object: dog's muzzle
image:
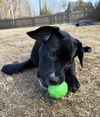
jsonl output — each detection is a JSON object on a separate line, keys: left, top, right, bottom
{"left": 37, "top": 72, "right": 59, "bottom": 88}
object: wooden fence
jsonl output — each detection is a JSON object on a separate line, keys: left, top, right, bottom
{"left": 0, "top": 11, "right": 88, "bottom": 29}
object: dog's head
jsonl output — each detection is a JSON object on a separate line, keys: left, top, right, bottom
{"left": 27, "top": 26, "right": 83, "bottom": 87}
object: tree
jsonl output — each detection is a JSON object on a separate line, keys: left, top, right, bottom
{"left": 0, "top": 0, "right": 3, "bottom": 3}
{"left": 75, "top": 0, "right": 85, "bottom": 11}
{"left": 94, "top": 0, "right": 100, "bottom": 21}
{"left": 62, "top": 0, "right": 68, "bottom": 10}
{"left": 41, "top": 0, "right": 52, "bottom": 15}
{"left": 39, "top": 0, "right": 42, "bottom": 15}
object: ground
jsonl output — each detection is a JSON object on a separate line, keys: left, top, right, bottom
{"left": 0, "top": 24, "right": 100, "bottom": 117}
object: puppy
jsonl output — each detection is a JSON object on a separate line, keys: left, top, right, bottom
{"left": 1, "top": 26, "right": 92, "bottom": 92}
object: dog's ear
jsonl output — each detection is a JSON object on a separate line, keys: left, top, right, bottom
{"left": 74, "top": 39, "right": 84, "bottom": 67}
{"left": 27, "top": 26, "right": 60, "bottom": 41}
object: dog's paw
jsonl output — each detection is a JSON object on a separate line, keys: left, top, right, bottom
{"left": 66, "top": 76, "right": 80, "bottom": 93}
{"left": 1, "top": 65, "right": 14, "bottom": 75}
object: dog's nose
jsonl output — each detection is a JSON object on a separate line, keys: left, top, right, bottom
{"left": 49, "top": 76, "right": 59, "bottom": 85}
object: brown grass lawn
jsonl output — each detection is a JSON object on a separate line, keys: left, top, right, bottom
{"left": 0, "top": 24, "right": 100, "bottom": 117}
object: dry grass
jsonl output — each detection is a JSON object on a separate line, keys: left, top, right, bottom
{"left": 0, "top": 24, "right": 100, "bottom": 117}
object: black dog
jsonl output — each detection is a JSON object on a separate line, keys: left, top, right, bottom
{"left": 1, "top": 26, "right": 92, "bottom": 93}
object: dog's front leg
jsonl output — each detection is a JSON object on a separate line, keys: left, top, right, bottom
{"left": 1, "top": 59, "right": 35, "bottom": 75}
{"left": 65, "top": 61, "right": 80, "bottom": 93}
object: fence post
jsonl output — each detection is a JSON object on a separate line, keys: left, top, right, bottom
{"left": 50, "top": 15, "right": 53, "bottom": 25}
{"left": 68, "top": 13, "right": 69, "bottom": 23}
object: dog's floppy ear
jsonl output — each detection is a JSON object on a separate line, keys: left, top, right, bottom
{"left": 27, "top": 26, "right": 59, "bottom": 41}
{"left": 74, "top": 39, "right": 84, "bottom": 67}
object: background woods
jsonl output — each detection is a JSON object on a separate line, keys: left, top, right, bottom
{"left": 0, "top": 0, "right": 100, "bottom": 29}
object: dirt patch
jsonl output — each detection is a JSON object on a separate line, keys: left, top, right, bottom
{"left": 0, "top": 25, "right": 100, "bottom": 117}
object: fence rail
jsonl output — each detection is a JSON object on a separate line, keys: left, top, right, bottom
{"left": 0, "top": 11, "right": 88, "bottom": 29}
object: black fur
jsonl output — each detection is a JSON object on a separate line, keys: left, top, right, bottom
{"left": 1, "top": 26, "right": 92, "bottom": 93}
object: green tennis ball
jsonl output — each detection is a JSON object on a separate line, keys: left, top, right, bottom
{"left": 48, "top": 81, "right": 68, "bottom": 99}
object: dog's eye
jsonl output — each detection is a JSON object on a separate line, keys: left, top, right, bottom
{"left": 49, "top": 51, "right": 56, "bottom": 58}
